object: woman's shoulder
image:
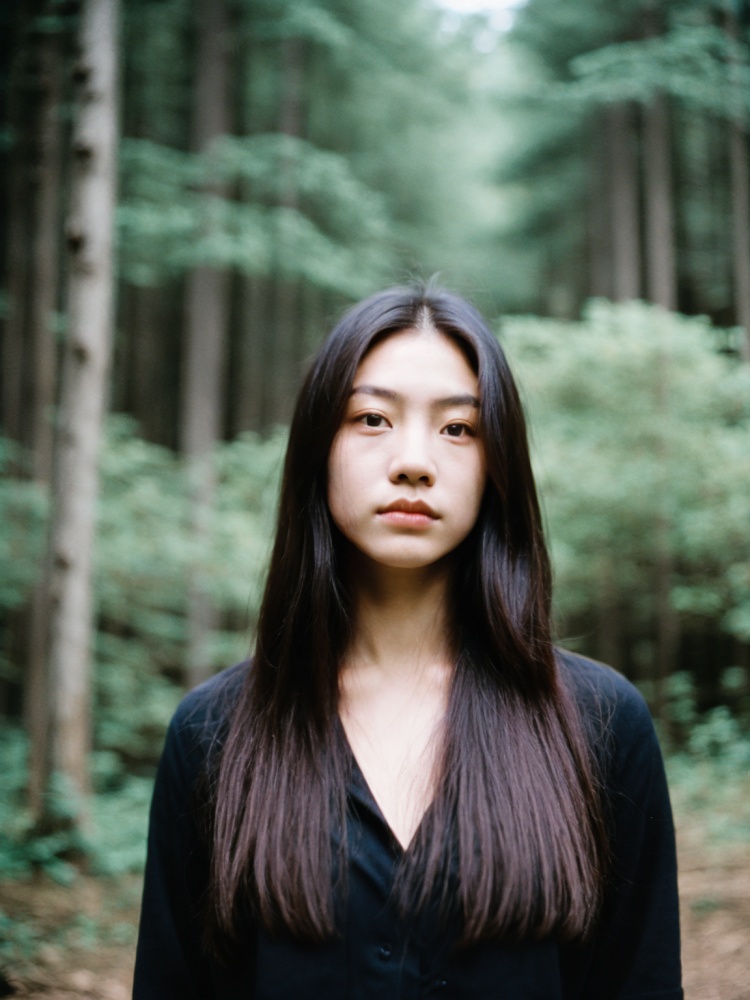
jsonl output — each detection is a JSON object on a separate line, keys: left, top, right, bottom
{"left": 554, "top": 647, "right": 661, "bottom": 769}
{"left": 555, "top": 646, "right": 649, "bottom": 719}
{"left": 162, "top": 661, "right": 251, "bottom": 770}
{"left": 172, "top": 660, "right": 250, "bottom": 727}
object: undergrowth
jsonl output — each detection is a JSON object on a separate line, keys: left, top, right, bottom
{"left": 661, "top": 670, "right": 750, "bottom": 848}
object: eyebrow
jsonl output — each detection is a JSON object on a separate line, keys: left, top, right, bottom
{"left": 351, "top": 385, "right": 480, "bottom": 409}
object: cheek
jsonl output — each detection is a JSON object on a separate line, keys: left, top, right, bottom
{"left": 460, "top": 455, "right": 487, "bottom": 531}
{"left": 326, "top": 436, "right": 356, "bottom": 532}
{"left": 458, "top": 448, "right": 486, "bottom": 505}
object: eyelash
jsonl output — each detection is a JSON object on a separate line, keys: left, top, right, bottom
{"left": 444, "top": 422, "right": 473, "bottom": 438}
{"left": 356, "top": 414, "right": 474, "bottom": 437}
{"left": 359, "top": 413, "right": 388, "bottom": 428}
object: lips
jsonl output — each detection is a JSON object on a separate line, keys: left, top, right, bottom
{"left": 377, "top": 499, "right": 439, "bottom": 527}
{"left": 379, "top": 499, "right": 439, "bottom": 517}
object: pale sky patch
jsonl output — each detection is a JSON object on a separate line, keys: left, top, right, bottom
{"left": 431, "top": 0, "right": 526, "bottom": 47}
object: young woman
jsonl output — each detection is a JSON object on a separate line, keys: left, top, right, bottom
{"left": 133, "top": 286, "right": 682, "bottom": 999}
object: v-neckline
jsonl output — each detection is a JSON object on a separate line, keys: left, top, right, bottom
{"left": 339, "top": 720, "right": 434, "bottom": 855}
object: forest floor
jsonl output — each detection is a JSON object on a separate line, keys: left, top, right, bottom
{"left": 0, "top": 813, "right": 748, "bottom": 999}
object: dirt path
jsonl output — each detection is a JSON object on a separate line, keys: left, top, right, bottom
{"left": 676, "top": 826, "right": 750, "bottom": 1000}
{"left": 1, "top": 834, "right": 748, "bottom": 998}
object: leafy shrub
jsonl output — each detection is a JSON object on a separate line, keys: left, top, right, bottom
{"left": 93, "top": 417, "right": 286, "bottom": 765}
{"left": 503, "top": 302, "right": 750, "bottom": 654}
{"left": 661, "top": 669, "right": 750, "bottom": 845}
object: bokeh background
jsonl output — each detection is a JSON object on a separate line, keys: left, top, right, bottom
{"left": 1, "top": 0, "right": 749, "bottom": 996}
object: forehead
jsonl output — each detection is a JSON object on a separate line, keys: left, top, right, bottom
{"left": 353, "top": 328, "right": 478, "bottom": 395}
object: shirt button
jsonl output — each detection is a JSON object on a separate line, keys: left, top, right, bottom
{"left": 378, "top": 943, "right": 392, "bottom": 960}
{"left": 435, "top": 978, "right": 448, "bottom": 988}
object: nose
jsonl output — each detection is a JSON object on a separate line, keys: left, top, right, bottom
{"left": 387, "top": 424, "right": 436, "bottom": 486}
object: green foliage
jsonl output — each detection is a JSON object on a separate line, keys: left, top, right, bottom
{"left": 0, "top": 725, "right": 151, "bottom": 882}
{"left": 94, "top": 416, "right": 286, "bottom": 764}
{"left": 568, "top": 25, "right": 750, "bottom": 120}
{"left": 122, "top": 0, "right": 190, "bottom": 146}
{"left": 90, "top": 773, "right": 153, "bottom": 876}
{"left": 662, "top": 670, "right": 750, "bottom": 845}
{"left": 118, "top": 136, "right": 394, "bottom": 292}
{"left": 502, "top": 302, "right": 750, "bottom": 643}
{"left": 116, "top": 0, "right": 509, "bottom": 300}
{"left": 0, "top": 730, "right": 84, "bottom": 883}
{"left": 0, "top": 441, "right": 48, "bottom": 684}
{"left": 490, "top": 0, "right": 750, "bottom": 316}
{"left": 0, "top": 441, "right": 47, "bottom": 615}
{"left": 0, "top": 414, "right": 284, "bottom": 773}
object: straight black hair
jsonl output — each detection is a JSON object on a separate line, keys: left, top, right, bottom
{"left": 208, "top": 284, "right": 607, "bottom": 948}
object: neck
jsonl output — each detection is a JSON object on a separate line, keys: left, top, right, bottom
{"left": 343, "top": 558, "right": 454, "bottom": 680}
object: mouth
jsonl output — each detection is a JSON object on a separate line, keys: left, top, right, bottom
{"left": 377, "top": 499, "right": 439, "bottom": 527}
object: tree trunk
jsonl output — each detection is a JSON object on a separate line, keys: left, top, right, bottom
{"left": 728, "top": 122, "right": 750, "bottom": 360}
{"left": 234, "top": 274, "right": 268, "bottom": 433}
{"left": 726, "top": 2, "right": 750, "bottom": 361}
{"left": 1, "top": 5, "right": 38, "bottom": 717}
{"left": 653, "top": 504, "right": 679, "bottom": 717}
{"left": 597, "top": 558, "right": 623, "bottom": 674}
{"left": 29, "top": 24, "right": 64, "bottom": 483}
{"left": 652, "top": 331, "right": 678, "bottom": 716}
{"left": 180, "top": 0, "right": 231, "bottom": 688}
{"left": 25, "top": 18, "right": 66, "bottom": 817}
{"left": 131, "top": 283, "right": 170, "bottom": 442}
{"left": 2, "top": 36, "right": 35, "bottom": 445}
{"left": 643, "top": 91, "right": 677, "bottom": 311}
{"left": 269, "top": 35, "right": 305, "bottom": 426}
{"left": 642, "top": 7, "right": 676, "bottom": 312}
{"left": 606, "top": 103, "right": 640, "bottom": 301}
{"left": 41, "top": 0, "right": 119, "bottom": 826}
{"left": 588, "top": 120, "right": 611, "bottom": 300}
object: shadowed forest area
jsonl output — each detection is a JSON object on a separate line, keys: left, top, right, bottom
{"left": 1, "top": 0, "right": 749, "bottom": 996}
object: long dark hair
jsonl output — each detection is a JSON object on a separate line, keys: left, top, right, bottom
{"left": 209, "top": 284, "right": 607, "bottom": 947}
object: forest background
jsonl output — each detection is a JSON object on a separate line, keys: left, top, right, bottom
{"left": 1, "top": 0, "right": 749, "bottom": 995}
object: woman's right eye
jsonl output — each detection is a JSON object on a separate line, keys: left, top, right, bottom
{"left": 360, "top": 413, "right": 387, "bottom": 428}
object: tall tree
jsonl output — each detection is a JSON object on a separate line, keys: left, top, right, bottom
{"left": 606, "top": 102, "right": 641, "bottom": 301}
{"left": 269, "top": 34, "right": 305, "bottom": 426}
{"left": 180, "top": 0, "right": 232, "bottom": 687}
{"left": 2, "top": 7, "right": 36, "bottom": 447}
{"left": 726, "top": 0, "right": 750, "bottom": 360}
{"left": 25, "top": 8, "right": 67, "bottom": 816}
{"left": 641, "top": 6, "right": 677, "bottom": 313}
{"left": 643, "top": 88, "right": 677, "bottom": 311}
{"left": 40, "top": 0, "right": 119, "bottom": 825}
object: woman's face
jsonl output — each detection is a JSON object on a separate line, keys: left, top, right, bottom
{"left": 327, "top": 327, "right": 487, "bottom": 574}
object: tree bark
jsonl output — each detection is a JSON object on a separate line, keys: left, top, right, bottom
{"left": 41, "top": 0, "right": 119, "bottom": 825}
{"left": 131, "top": 283, "right": 171, "bottom": 442}
{"left": 726, "top": 2, "right": 750, "bottom": 361}
{"left": 643, "top": 91, "right": 677, "bottom": 311}
{"left": 180, "top": 0, "right": 231, "bottom": 687}
{"left": 234, "top": 275, "right": 268, "bottom": 433}
{"left": 2, "top": 35, "right": 35, "bottom": 445}
{"left": 269, "top": 35, "right": 305, "bottom": 426}
{"left": 597, "top": 558, "right": 623, "bottom": 674}
{"left": 29, "top": 24, "right": 64, "bottom": 483}
{"left": 729, "top": 122, "right": 750, "bottom": 360}
{"left": 642, "top": 3, "right": 677, "bottom": 313}
{"left": 606, "top": 103, "right": 641, "bottom": 301}
{"left": 25, "top": 18, "right": 66, "bottom": 817}
{"left": 651, "top": 326, "right": 679, "bottom": 716}
{"left": 588, "top": 122, "right": 611, "bottom": 300}
{"left": 641, "top": 3, "right": 679, "bottom": 700}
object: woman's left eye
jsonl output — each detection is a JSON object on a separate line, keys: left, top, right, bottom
{"left": 443, "top": 423, "right": 472, "bottom": 438}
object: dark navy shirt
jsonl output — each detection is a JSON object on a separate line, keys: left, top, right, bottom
{"left": 133, "top": 651, "right": 683, "bottom": 999}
